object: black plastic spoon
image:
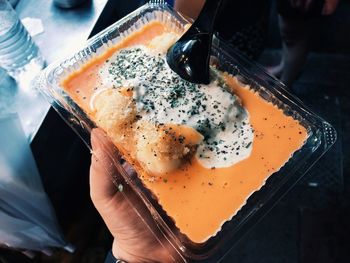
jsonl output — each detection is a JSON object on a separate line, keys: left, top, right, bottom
{"left": 166, "top": 0, "right": 224, "bottom": 84}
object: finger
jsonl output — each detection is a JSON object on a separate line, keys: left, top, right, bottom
{"left": 90, "top": 128, "right": 119, "bottom": 203}
{"left": 89, "top": 129, "right": 140, "bottom": 233}
{"left": 90, "top": 130, "right": 132, "bottom": 236}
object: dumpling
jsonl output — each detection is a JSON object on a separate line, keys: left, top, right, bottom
{"left": 135, "top": 121, "right": 204, "bottom": 175}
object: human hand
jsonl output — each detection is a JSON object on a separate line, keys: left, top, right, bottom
{"left": 89, "top": 128, "right": 181, "bottom": 263}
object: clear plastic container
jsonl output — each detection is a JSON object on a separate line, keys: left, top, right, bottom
{"left": 34, "top": 2, "right": 337, "bottom": 261}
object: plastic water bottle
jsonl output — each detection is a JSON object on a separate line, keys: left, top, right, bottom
{"left": 0, "top": 67, "right": 17, "bottom": 119}
{"left": 0, "top": 0, "right": 44, "bottom": 81}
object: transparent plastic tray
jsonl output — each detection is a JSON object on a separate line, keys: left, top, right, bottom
{"left": 35, "top": 2, "right": 337, "bottom": 261}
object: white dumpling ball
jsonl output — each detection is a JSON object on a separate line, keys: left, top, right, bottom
{"left": 135, "top": 121, "right": 203, "bottom": 175}
{"left": 92, "top": 87, "right": 136, "bottom": 147}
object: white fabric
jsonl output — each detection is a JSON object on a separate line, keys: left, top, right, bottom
{"left": 0, "top": 114, "right": 70, "bottom": 252}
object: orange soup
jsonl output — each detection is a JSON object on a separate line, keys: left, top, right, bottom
{"left": 62, "top": 21, "right": 307, "bottom": 243}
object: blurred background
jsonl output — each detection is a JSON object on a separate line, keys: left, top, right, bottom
{"left": 0, "top": 0, "right": 349, "bottom": 262}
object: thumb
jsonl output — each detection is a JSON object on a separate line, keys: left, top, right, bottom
{"left": 90, "top": 128, "right": 120, "bottom": 204}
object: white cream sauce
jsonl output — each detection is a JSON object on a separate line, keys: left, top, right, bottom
{"left": 97, "top": 45, "right": 254, "bottom": 168}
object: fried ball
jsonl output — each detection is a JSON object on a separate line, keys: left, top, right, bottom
{"left": 135, "top": 121, "right": 203, "bottom": 175}
{"left": 93, "top": 88, "right": 136, "bottom": 147}
{"left": 147, "top": 32, "right": 179, "bottom": 54}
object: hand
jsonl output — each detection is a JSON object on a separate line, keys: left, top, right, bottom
{"left": 89, "top": 128, "right": 181, "bottom": 263}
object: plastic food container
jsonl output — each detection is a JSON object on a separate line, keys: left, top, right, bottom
{"left": 35, "top": 1, "right": 337, "bottom": 261}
